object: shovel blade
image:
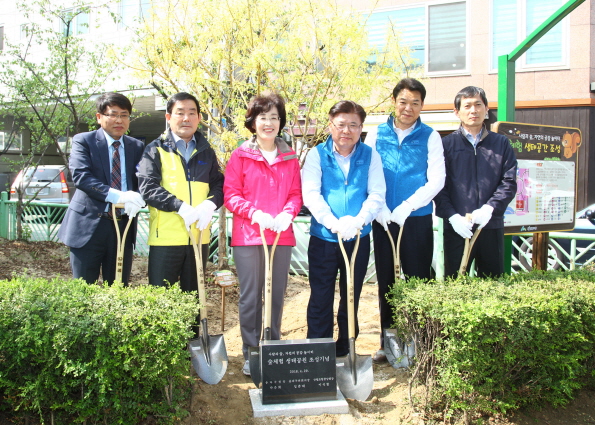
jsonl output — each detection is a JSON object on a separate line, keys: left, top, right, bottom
{"left": 248, "top": 346, "right": 261, "bottom": 387}
{"left": 188, "top": 333, "right": 228, "bottom": 385}
{"left": 384, "top": 329, "right": 415, "bottom": 369}
{"left": 336, "top": 353, "right": 373, "bottom": 401}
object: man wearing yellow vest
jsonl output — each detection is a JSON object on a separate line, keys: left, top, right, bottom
{"left": 138, "top": 92, "right": 224, "bottom": 291}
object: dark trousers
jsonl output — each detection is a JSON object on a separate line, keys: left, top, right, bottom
{"left": 306, "top": 234, "right": 370, "bottom": 357}
{"left": 69, "top": 216, "right": 134, "bottom": 285}
{"left": 148, "top": 244, "right": 209, "bottom": 292}
{"left": 443, "top": 221, "right": 505, "bottom": 279}
{"left": 372, "top": 215, "right": 433, "bottom": 347}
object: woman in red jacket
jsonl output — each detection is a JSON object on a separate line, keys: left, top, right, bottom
{"left": 223, "top": 92, "right": 303, "bottom": 376}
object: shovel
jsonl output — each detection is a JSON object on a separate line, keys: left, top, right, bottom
{"left": 111, "top": 203, "right": 134, "bottom": 283}
{"left": 459, "top": 214, "right": 482, "bottom": 276}
{"left": 383, "top": 224, "right": 415, "bottom": 369}
{"left": 336, "top": 231, "right": 374, "bottom": 401}
{"left": 248, "top": 227, "right": 281, "bottom": 387}
{"left": 187, "top": 227, "right": 228, "bottom": 385}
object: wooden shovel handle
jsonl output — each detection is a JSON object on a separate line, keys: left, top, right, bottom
{"left": 261, "top": 227, "right": 281, "bottom": 331}
{"left": 338, "top": 230, "right": 360, "bottom": 339}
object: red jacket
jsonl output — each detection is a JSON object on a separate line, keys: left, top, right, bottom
{"left": 224, "top": 137, "right": 303, "bottom": 246}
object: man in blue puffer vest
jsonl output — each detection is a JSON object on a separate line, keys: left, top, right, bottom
{"left": 365, "top": 79, "right": 445, "bottom": 363}
{"left": 302, "top": 100, "right": 386, "bottom": 357}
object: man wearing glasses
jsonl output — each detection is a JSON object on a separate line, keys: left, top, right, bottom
{"left": 59, "top": 92, "right": 146, "bottom": 285}
{"left": 302, "top": 100, "right": 385, "bottom": 357}
{"left": 364, "top": 78, "right": 445, "bottom": 363}
{"left": 138, "top": 92, "right": 224, "bottom": 293}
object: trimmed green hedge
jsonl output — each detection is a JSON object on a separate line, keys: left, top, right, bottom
{"left": 0, "top": 277, "right": 199, "bottom": 424}
{"left": 388, "top": 270, "right": 595, "bottom": 421}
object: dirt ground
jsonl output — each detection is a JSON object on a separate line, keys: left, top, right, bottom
{"left": 1, "top": 239, "right": 595, "bottom": 425}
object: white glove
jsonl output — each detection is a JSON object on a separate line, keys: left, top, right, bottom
{"left": 251, "top": 210, "right": 275, "bottom": 230}
{"left": 471, "top": 204, "right": 494, "bottom": 229}
{"left": 449, "top": 214, "right": 473, "bottom": 239}
{"left": 376, "top": 205, "right": 392, "bottom": 231}
{"left": 322, "top": 215, "right": 339, "bottom": 232}
{"left": 391, "top": 201, "right": 413, "bottom": 227}
{"left": 195, "top": 200, "right": 217, "bottom": 230}
{"left": 177, "top": 202, "right": 200, "bottom": 229}
{"left": 335, "top": 215, "right": 364, "bottom": 241}
{"left": 115, "top": 190, "right": 145, "bottom": 217}
{"left": 273, "top": 211, "right": 293, "bottom": 233}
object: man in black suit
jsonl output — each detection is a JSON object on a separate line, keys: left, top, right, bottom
{"left": 58, "top": 92, "right": 145, "bottom": 285}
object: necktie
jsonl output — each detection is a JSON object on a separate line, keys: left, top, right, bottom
{"left": 110, "top": 141, "right": 122, "bottom": 218}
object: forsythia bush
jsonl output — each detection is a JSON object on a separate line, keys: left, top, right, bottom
{"left": 0, "top": 277, "right": 199, "bottom": 424}
{"left": 388, "top": 270, "right": 595, "bottom": 421}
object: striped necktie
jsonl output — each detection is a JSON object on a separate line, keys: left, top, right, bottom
{"left": 109, "top": 141, "right": 122, "bottom": 218}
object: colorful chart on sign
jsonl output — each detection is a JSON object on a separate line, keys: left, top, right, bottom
{"left": 493, "top": 122, "right": 581, "bottom": 234}
{"left": 503, "top": 161, "right": 575, "bottom": 231}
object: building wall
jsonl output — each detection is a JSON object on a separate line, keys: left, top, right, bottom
{"left": 337, "top": 0, "right": 594, "bottom": 107}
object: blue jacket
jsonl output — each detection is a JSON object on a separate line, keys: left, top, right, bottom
{"left": 376, "top": 116, "right": 434, "bottom": 216}
{"left": 310, "top": 136, "right": 372, "bottom": 242}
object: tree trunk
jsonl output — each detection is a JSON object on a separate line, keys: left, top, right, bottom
{"left": 217, "top": 206, "right": 229, "bottom": 269}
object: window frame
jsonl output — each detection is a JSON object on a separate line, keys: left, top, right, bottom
{"left": 60, "top": 7, "right": 90, "bottom": 36}
{"left": 488, "top": 0, "right": 570, "bottom": 73}
{"left": 363, "top": 0, "right": 470, "bottom": 77}
{"left": 119, "top": 0, "right": 151, "bottom": 29}
{"left": 0, "top": 132, "right": 23, "bottom": 152}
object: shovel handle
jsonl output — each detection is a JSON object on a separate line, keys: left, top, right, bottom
{"left": 111, "top": 203, "right": 133, "bottom": 283}
{"left": 459, "top": 214, "right": 482, "bottom": 276}
{"left": 260, "top": 227, "right": 281, "bottom": 332}
{"left": 188, "top": 228, "right": 206, "bottom": 319}
{"left": 338, "top": 230, "right": 360, "bottom": 340}
{"left": 386, "top": 225, "right": 404, "bottom": 281}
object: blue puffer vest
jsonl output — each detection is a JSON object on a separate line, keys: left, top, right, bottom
{"left": 376, "top": 116, "right": 433, "bottom": 216}
{"left": 310, "top": 136, "right": 372, "bottom": 242}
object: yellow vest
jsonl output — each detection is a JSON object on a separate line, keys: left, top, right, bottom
{"left": 147, "top": 146, "right": 212, "bottom": 246}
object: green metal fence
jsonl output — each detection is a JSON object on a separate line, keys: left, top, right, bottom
{"left": 2, "top": 192, "right": 595, "bottom": 280}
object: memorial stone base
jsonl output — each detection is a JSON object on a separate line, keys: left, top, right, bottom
{"left": 249, "top": 389, "right": 349, "bottom": 418}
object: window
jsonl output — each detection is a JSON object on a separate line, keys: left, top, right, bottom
{"left": 57, "top": 136, "right": 72, "bottom": 154}
{"left": 428, "top": 2, "right": 466, "bottom": 73}
{"left": 364, "top": 1, "right": 468, "bottom": 75}
{"left": 0, "top": 132, "right": 23, "bottom": 152}
{"left": 20, "top": 24, "right": 29, "bottom": 40}
{"left": 120, "top": 0, "right": 151, "bottom": 28}
{"left": 61, "top": 8, "right": 90, "bottom": 36}
{"left": 491, "top": 0, "right": 567, "bottom": 71}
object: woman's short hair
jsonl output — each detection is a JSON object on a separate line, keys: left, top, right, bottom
{"left": 244, "top": 92, "right": 287, "bottom": 134}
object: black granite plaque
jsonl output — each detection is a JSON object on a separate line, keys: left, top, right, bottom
{"left": 261, "top": 338, "right": 336, "bottom": 405}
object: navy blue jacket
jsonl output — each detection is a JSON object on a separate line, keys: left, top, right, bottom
{"left": 58, "top": 128, "right": 145, "bottom": 248}
{"left": 434, "top": 128, "right": 517, "bottom": 230}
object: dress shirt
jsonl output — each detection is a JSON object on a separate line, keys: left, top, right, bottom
{"left": 105, "top": 133, "right": 128, "bottom": 205}
{"left": 365, "top": 119, "right": 445, "bottom": 211}
{"left": 462, "top": 127, "right": 484, "bottom": 147}
{"left": 172, "top": 131, "right": 196, "bottom": 164}
{"left": 302, "top": 142, "right": 386, "bottom": 227}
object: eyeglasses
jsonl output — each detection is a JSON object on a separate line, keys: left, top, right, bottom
{"left": 102, "top": 113, "right": 132, "bottom": 120}
{"left": 330, "top": 121, "right": 361, "bottom": 132}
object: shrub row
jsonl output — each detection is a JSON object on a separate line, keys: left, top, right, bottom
{"left": 0, "top": 277, "right": 199, "bottom": 424}
{"left": 388, "top": 270, "right": 595, "bottom": 421}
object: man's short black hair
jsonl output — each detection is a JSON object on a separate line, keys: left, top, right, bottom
{"left": 392, "top": 78, "right": 426, "bottom": 102}
{"left": 454, "top": 86, "right": 488, "bottom": 110}
{"left": 96, "top": 92, "right": 132, "bottom": 114}
{"left": 166, "top": 92, "right": 201, "bottom": 114}
{"left": 328, "top": 100, "right": 366, "bottom": 123}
